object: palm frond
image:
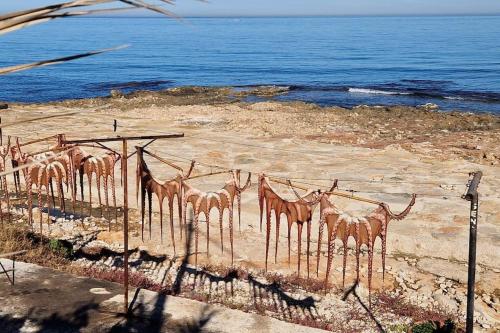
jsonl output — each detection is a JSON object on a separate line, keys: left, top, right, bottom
{"left": 0, "top": 1, "right": 177, "bottom": 75}
{"left": 0, "top": 45, "right": 128, "bottom": 75}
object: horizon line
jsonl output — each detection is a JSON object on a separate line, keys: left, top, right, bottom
{"left": 60, "top": 13, "right": 500, "bottom": 19}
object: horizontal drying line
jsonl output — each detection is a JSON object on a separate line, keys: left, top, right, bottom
{"left": 114, "top": 123, "right": 470, "bottom": 179}
{"left": 142, "top": 148, "right": 465, "bottom": 200}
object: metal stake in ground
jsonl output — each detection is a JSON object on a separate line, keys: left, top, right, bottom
{"left": 462, "top": 171, "right": 482, "bottom": 333}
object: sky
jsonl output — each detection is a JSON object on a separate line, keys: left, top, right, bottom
{"left": 3, "top": 0, "right": 500, "bottom": 16}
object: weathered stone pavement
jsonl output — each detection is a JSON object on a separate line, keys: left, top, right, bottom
{"left": 0, "top": 260, "right": 326, "bottom": 332}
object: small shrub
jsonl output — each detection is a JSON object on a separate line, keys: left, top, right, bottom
{"left": 412, "top": 322, "right": 436, "bottom": 333}
{"left": 49, "top": 239, "right": 74, "bottom": 258}
{"left": 412, "top": 319, "right": 458, "bottom": 333}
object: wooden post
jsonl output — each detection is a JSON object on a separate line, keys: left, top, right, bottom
{"left": 113, "top": 119, "right": 117, "bottom": 132}
{"left": 122, "top": 139, "right": 129, "bottom": 314}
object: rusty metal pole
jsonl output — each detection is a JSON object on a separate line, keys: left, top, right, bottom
{"left": 463, "top": 171, "right": 482, "bottom": 333}
{"left": 122, "top": 139, "right": 129, "bottom": 314}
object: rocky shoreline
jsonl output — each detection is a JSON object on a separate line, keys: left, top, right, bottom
{"left": 12, "top": 85, "right": 499, "bottom": 166}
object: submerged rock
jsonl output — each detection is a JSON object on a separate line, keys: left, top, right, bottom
{"left": 110, "top": 89, "right": 124, "bottom": 98}
{"left": 418, "top": 103, "right": 439, "bottom": 111}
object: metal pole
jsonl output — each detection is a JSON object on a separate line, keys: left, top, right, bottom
{"left": 463, "top": 171, "right": 482, "bottom": 333}
{"left": 122, "top": 139, "right": 129, "bottom": 314}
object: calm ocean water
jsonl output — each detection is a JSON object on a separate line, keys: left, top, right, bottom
{"left": 1, "top": 16, "right": 500, "bottom": 113}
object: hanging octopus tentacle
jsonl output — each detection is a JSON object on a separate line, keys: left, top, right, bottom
{"left": 147, "top": 187, "right": 153, "bottom": 240}
{"left": 79, "top": 163, "right": 85, "bottom": 215}
{"left": 205, "top": 195, "right": 212, "bottom": 257}
{"left": 264, "top": 198, "right": 272, "bottom": 271}
{"left": 49, "top": 178, "right": 56, "bottom": 210}
{"left": 381, "top": 223, "right": 387, "bottom": 281}
{"left": 316, "top": 211, "right": 326, "bottom": 277}
{"left": 141, "top": 175, "right": 147, "bottom": 242}
{"left": 168, "top": 197, "right": 176, "bottom": 252}
{"left": 193, "top": 196, "right": 203, "bottom": 266}
{"left": 110, "top": 168, "right": 117, "bottom": 221}
{"left": 27, "top": 178, "right": 33, "bottom": 226}
{"left": 86, "top": 170, "right": 93, "bottom": 216}
{"left": 317, "top": 192, "right": 416, "bottom": 296}
{"left": 274, "top": 204, "right": 281, "bottom": 264}
{"left": 355, "top": 222, "right": 361, "bottom": 283}
{"left": 306, "top": 219, "right": 312, "bottom": 279}
{"left": 297, "top": 222, "right": 303, "bottom": 276}
{"left": 215, "top": 193, "right": 224, "bottom": 254}
{"left": 177, "top": 191, "right": 183, "bottom": 241}
{"left": 287, "top": 215, "right": 292, "bottom": 267}
{"left": 365, "top": 218, "right": 374, "bottom": 306}
{"left": 258, "top": 175, "right": 264, "bottom": 232}
{"left": 103, "top": 174, "right": 110, "bottom": 224}
{"left": 342, "top": 238, "right": 348, "bottom": 288}
{"left": 37, "top": 166, "right": 45, "bottom": 228}
{"left": 325, "top": 231, "right": 334, "bottom": 287}
{"left": 259, "top": 175, "right": 327, "bottom": 275}
{"left": 52, "top": 163, "right": 65, "bottom": 212}
{"left": 45, "top": 175, "right": 51, "bottom": 226}
{"left": 159, "top": 198, "right": 165, "bottom": 243}
{"left": 228, "top": 199, "right": 234, "bottom": 265}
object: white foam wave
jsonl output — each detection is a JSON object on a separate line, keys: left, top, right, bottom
{"left": 444, "top": 96, "right": 465, "bottom": 100}
{"left": 348, "top": 88, "right": 411, "bottom": 95}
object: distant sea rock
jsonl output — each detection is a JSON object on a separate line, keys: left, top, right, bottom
{"left": 109, "top": 89, "right": 124, "bottom": 98}
{"left": 418, "top": 103, "right": 439, "bottom": 111}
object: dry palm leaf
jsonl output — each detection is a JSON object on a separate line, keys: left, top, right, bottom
{"left": 0, "top": 45, "right": 128, "bottom": 75}
{"left": 0, "top": 0, "right": 178, "bottom": 75}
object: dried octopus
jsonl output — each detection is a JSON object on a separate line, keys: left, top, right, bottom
{"left": 136, "top": 147, "right": 195, "bottom": 252}
{"left": 66, "top": 145, "right": 120, "bottom": 222}
{"left": 258, "top": 174, "right": 336, "bottom": 277}
{"left": 12, "top": 143, "right": 74, "bottom": 231}
{"left": 316, "top": 192, "right": 416, "bottom": 302}
{"left": 182, "top": 170, "right": 251, "bottom": 265}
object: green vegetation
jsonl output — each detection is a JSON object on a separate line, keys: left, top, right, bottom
{"left": 48, "top": 239, "right": 74, "bottom": 259}
{"left": 412, "top": 319, "right": 458, "bottom": 333}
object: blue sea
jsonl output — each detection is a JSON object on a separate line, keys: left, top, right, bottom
{"left": 1, "top": 16, "right": 500, "bottom": 113}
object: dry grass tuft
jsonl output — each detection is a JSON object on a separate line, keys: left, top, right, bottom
{"left": 0, "top": 224, "right": 70, "bottom": 269}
